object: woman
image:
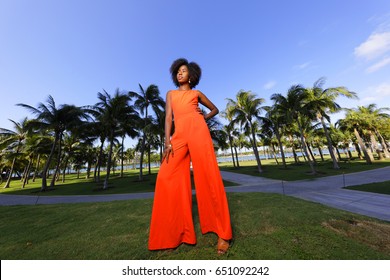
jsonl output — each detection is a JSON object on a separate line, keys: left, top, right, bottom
{"left": 148, "top": 58, "right": 232, "bottom": 255}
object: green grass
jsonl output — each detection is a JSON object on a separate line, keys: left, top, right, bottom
{"left": 0, "top": 155, "right": 390, "bottom": 196}
{"left": 344, "top": 181, "right": 390, "bottom": 195}
{"left": 219, "top": 157, "right": 390, "bottom": 181}
{"left": 1, "top": 156, "right": 389, "bottom": 196}
{"left": 1, "top": 157, "right": 389, "bottom": 260}
{"left": 0, "top": 192, "right": 389, "bottom": 260}
{"left": 0, "top": 168, "right": 238, "bottom": 196}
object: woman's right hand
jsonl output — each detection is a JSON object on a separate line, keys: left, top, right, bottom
{"left": 162, "top": 143, "right": 174, "bottom": 163}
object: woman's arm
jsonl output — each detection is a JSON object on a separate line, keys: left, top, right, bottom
{"left": 198, "top": 91, "right": 219, "bottom": 120}
{"left": 164, "top": 91, "right": 173, "bottom": 147}
{"left": 162, "top": 91, "right": 174, "bottom": 163}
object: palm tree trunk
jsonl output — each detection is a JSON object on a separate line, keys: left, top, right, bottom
{"left": 228, "top": 136, "right": 236, "bottom": 167}
{"left": 93, "top": 159, "right": 98, "bottom": 181}
{"left": 41, "top": 134, "right": 59, "bottom": 191}
{"left": 335, "top": 147, "right": 342, "bottom": 160}
{"left": 21, "top": 165, "right": 28, "bottom": 182}
{"left": 354, "top": 142, "right": 362, "bottom": 159}
{"left": 275, "top": 129, "right": 287, "bottom": 169}
{"left": 234, "top": 146, "right": 240, "bottom": 167}
{"left": 250, "top": 122, "right": 263, "bottom": 173}
{"left": 96, "top": 140, "right": 104, "bottom": 183}
{"left": 104, "top": 138, "right": 114, "bottom": 190}
{"left": 3, "top": 142, "right": 23, "bottom": 188}
{"left": 32, "top": 154, "right": 40, "bottom": 182}
{"left": 292, "top": 146, "right": 299, "bottom": 163}
{"left": 300, "top": 142, "right": 307, "bottom": 162}
{"left": 370, "top": 132, "right": 383, "bottom": 160}
{"left": 271, "top": 144, "right": 279, "bottom": 165}
{"left": 375, "top": 129, "right": 390, "bottom": 158}
{"left": 320, "top": 116, "right": 339, "bottom": 169}
{"left": 22, "top": 157, "right": 33, "bottom": 189}
{"left": 288, "top": 135, "right": 299, "bottom": 164}
{"left": 120, "top": 136, "right": 125, "bottom": 178}
{"left": 317, "top": 144, "right": 324, "bottom": 161}
{"left": 138, "top": 134, "right": 146, "bottom": 181}
{"left": 50, "top": 135, "right": 63, "bottom": 188}
{"left": 3, "top": 157, "right": 17, "bottom": 189}
{"left": 354, "top": 128, "right": 373, "bottom": 164}
{"left": 86, "top": 162, "right": 92, "bottom": 179}
{"left": 347, "top": 149, "right": 353, "bottom": 159}
{"left": 297, "top": 120, "right": 316, "bottom": 174}
{"left": 62, "top": 157, "right": 69, "bottom": 183}
{"left": 148, "top": 145, "right": 152, "bottom": 175}
{"left": 307, "top": 143, "right": 316, "bottom": 163}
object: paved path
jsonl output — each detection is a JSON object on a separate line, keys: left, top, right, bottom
{"left": 1, "top": 167, "right": 389, "bottom": 222}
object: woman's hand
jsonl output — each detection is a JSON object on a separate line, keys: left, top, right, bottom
{"left": 162, "top": 143, "right": 174, "bottom": 163}
{"left": 196, "top": 106, "right": 208, "bottom": 120}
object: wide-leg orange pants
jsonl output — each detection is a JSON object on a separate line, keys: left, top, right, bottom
{"left": 148, "top": 112, "right": 232, "bottom": 250}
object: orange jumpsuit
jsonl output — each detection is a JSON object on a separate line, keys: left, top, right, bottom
{"left": 148, "top": 89, "right": 232, "bottom": 250}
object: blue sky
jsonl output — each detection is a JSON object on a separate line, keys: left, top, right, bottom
{"left": 1, "top": 0, "right": 390, "bottom": 148}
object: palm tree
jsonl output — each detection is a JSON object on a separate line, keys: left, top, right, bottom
{"left": 357, "top": 104, "right": 390, "bottom": 159}
{"left": 271, "top": 85, "right": 317, "bottom": 174}
{"left": 81, "top": 144, "right": 97, "bottom": 179}
{"left": 144, "top": 117, "right": 161, "bottom": 174}
{"left": 31, "top": 135, "right": 52, "bottom": 182}
{"left": 85, "top": 120, "right": 107, "bottom": 183}
{"left": 0, "top": 118, "right": 30, "bottom": 188}
{"left": 220, "top": 111, "right": 241, "bottom": 168}
{"left": 117, "top": 112, "right": 140, "bottom": 177}
{"left": 263, "top": 105, "right": 288, "bottom": 168}
{"left": 221, "top": 123, "right": 238, "bottom": 167}
{"left": 337, "top": 108, "right": 374, "bottom": 164}
{"left": 17, "top": 95, "right": 86, "bottom": 191}
{"left": 124, "top": 147, "right": 136, "bottom": 170}
{"left": 226, "top": 90, "right": 266, "bottom": 173}
{"left": 154, "top": 109, "right": 166, "bottom": 161}
{"left": 20, "top": 133, "right": 45, "bottom": 188}
{"left": 129, "top": 84, "right": 164, "bottom": 181}
{"left": 204, "top": 111, "right": 227, "bottom": 151}
{"left": 59, "top": 132, "right": 81, "bottom": 182}
{"left": 305, "top": 77, "right": 358, "bottom": 169}
{"left": 92, "top": 89, "right": 138, "bottom": 189}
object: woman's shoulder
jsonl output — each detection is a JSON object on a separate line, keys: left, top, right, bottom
{"left": 195, "top": 89, "right": 206, "bottom": 98}
{"left": 192, "top": 89, "right": 202, "bottom": 96}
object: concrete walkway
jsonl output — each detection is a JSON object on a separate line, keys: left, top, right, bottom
{"left": 1, "top": 167, "right": 389, "bottom": 222}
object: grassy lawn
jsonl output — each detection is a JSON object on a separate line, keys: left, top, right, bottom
{"left": 0, "top": 169, "right": 159, "bottom": 196}
{"left": 344, "top": 181, "right": 390, "bottom": 195}
{"left": 1, "top": 156, "right": 389, "bottom": 196}
{"left": 1, "top": 156, "right": 389, "bottom": 260}
{"left": 219, "top": 157, "right": 390, "bottom": 181}
{"left": 0, "top": 168, "right": 238, "bottom": 196}
{"left": 1, "top": 192, "right": 390, "bottom": 260}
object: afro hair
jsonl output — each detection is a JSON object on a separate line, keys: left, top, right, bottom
{"left": 170, "top": 58, "right": 202, "bottom": 88}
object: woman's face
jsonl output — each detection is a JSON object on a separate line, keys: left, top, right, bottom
{"left": 177, "top": 65, "right": 190, "bottom": 84}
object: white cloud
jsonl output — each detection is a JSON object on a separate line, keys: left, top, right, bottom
{"left": 354, "top": 32, "right": 390, "bottom": 60}
{"left": 294, "top": 61, "right": 311, "bottom": 70}
{"left": 374, "top": 83, "right": 390, "bottom": 97}
{"left": 263, "top": 80, "right": 276, "bottom": 90}
{"left": 366, "top": 56, "right": 390, "bottom": 73}
{"left": 361, "top": 83, "right": 390, "bottom": 103}
{"left": 361, "top": 96, "right": 378, "bottom": 103}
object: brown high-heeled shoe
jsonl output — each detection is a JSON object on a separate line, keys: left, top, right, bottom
{"left": 217, "top": 237, "right": 229, "bottom": 255}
